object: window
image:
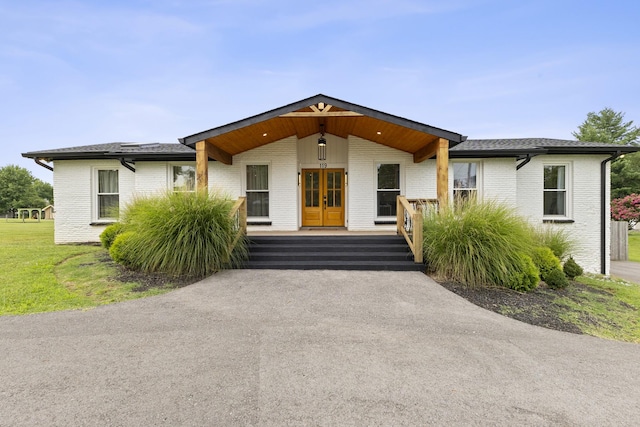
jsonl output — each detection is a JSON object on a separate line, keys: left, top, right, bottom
{"left": 172, "top": 165, "right": 196, "bottom": 192}
{"left": 544, "top": 165, "right": 567, "bottom": 216}
{"left": 246, "top": 165, "right": 269, "bottom": 217}
{"left": 377, "top": 163, "right": 400, "bottom": 217}
{"left": 453, "top": 162, "right": 478, "bottom": 201}
{"left": 97, "top": 169, "right": 119, "bottom": 219}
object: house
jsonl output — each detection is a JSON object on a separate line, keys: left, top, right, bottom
{"left": 22, "top": 94, "right": 639, "bottom": 274}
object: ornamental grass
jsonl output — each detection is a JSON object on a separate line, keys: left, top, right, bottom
{"left": 109, "top": 191, "right": 247, "bottom": 278}
{"left": 422, "top": 198, "right": 536, "bottom": 289}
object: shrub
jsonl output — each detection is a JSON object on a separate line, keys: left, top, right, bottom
{"left": 545, "top": 267, "right": 569, "bottom": 289}
{"left": 563, "top": 256, "right": 584, "bottom": 279}
{"left": 110, "top": 191, "right": 248, "bottom": 277}
{"left": 100, "top": 222, "right": 125, "bottom": 249}
{"left": 505, "top": 253, "right": 540, "bottom": 292}
{"left": 109, "top": 231, "right": 136, "bottom": 266}
{"left": 531, "top": 246, "right": 562, "bottom": 282}
{"left": 531, "top": 226, "right": 575, "bottom": 261}
{"left": 611, "top": 193, "right": 640, "bottom": 229}
{"left": 422, "top": 198, "right": 535, "bottom": 288}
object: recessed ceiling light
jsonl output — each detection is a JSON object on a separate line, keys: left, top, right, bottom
{"left": 262, "top": 133, "right": 268, "bottom": 137}
{"left": 376, "top": 131, "right": 382, "bottom": 135}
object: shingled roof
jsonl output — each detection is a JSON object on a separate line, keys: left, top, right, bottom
{"left": 22, "top": 142, "right": 195, "bottom": 161}
{"left": 22, "top": 138, "right": 638, "bottom": 162}
{"left": 450, "top": 138, "right": 639, "bottom": 158}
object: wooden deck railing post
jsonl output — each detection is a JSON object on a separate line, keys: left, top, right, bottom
{"left": 413, "top": 211, "right": 423, "bottom": 263}
{"left": 396, "top": 196, "right": 403, "bottom": 236}
{"left": 239, "top": 196, "right": 247, "bottom": 235}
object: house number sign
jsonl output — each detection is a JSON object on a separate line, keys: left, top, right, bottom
{"left": 319, "top": 163, "right": 328, "bottom": 168}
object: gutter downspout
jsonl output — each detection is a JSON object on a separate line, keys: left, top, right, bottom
{"left": 34, "top": 158, "right": 53, "bottom": 172}
{"left": 516, "top": 154, "right": 535, "bottom": 170}
{"left": 601, "top": 151, "right": 623, "bottom": 274}
{"left": 119, "top": 159, "right": 136, "bottom": 173}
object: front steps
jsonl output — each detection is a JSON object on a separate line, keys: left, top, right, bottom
{"left": 244, "top": 235, "right": 424, "bottom": 271}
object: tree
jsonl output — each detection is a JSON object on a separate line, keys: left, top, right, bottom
{"left": 573, "top": 108, "right": 640, "bottom": 199}
{"left": 572, "top": 107, "right": 640, "bottom": 145}
{"left": 0, "top": 165, "right": 53, "bottom": 215}
{"left": 611, "top": 152, "right": 640, "bottom": 199}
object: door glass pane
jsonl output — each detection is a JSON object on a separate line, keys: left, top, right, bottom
{"left": 335, "top": 173, "right": 341, "bottom": 188}
{"left": 306, "top": 172, "right": 320, "bottom": 207}
{"left": 327, "top": 172, "right": 333, "bottom": 189}
{"left": 335, "top": 190, "right": 341, "bottom": 207}
{"left": 328, "top": 189, "right": 334, "bottom": 207}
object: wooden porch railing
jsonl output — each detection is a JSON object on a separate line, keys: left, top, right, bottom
{"left": 396, "top": 196, "right": 437, "bottom": 264}
{"left": 229, "top": 196, "right": 247, "bottom": 251}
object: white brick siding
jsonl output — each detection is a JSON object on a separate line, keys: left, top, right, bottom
{"left": 232, "top": 137, "right": 298, "bottom": 231}
{"left": 515, "top": 154, "right": 608, "bottom": 274}
{"left": 53, "top": 160, "right": 135, "bottom": 244}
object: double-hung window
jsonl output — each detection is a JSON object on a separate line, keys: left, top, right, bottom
{"left": 246, "top": 164, "right": 269, "bottom": 217}
{"left": 97, "top": 169, "right": 119, "bottom": 220}
{"left": 172, "top": 165, "right": 196, "bottom": 192}
{"left": 377, "top": 163, "right": 400, "bottom": 217}
{"left": 543, "top": 165, "right": 568, "bottom": 217}
{"left": 453, "top": 162, "right": 478, "bottom": 201}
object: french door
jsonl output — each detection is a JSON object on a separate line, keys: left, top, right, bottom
{"left": 301, "top": 169, "right": 345, "bottom": 227}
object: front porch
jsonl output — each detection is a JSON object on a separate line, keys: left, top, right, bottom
{"left": 230, "top": 195, "right": 428, "bottom": 270}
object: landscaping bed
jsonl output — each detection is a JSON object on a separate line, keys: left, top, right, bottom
{"left": 438, "top": 278, "right": 640, "bottom": 342}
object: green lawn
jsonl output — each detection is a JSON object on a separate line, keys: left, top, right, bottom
{"left": 628, "top": 232, "right": 640, "bottom": 263}
{"left": 567, "top": 275, "right": 640, "bottom": 342}
{"left": 0, "top": 221, "right": 173, "bottom": 316}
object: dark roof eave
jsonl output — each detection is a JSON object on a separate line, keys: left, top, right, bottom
{"left": 449, "top": 149, "right": 546, "bottom": 158}
{"left": 22, "top": 152, "right": 197, "bottom": 162}
{"left": 179, "top": 94, "right": 465, "bottom": 147}
{"left": 451, "top": 145, "right": 640, "bottom": 158}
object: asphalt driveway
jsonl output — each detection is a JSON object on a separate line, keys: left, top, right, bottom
{"left": 1, "top": 270, "right": 639, "bottom": 426}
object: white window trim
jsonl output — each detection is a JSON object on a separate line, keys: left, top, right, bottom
{"left": 168, "top": 163, "right": 196, "bottom": 193}
{"left": 93, "top": 167, "right": 120, "bottom": 222}
{"left": 374, "top": 161, "right": 404, "bottom": 219}
{"left": 543, "top": 162, "right": 572, "bottom": 220}
{"left": 451, "top": 160, "right": 482, "bottom": 201}
{"left": 242, "top": 162, "right": 271, "bottom": 220}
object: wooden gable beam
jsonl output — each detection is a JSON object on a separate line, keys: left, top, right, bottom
{"left": 204, "top": 140, "right": 233, "bottom": 165}
{"left": 413, "top": 140, "right": 439, "bottom": 163}
{"left": 280, "top": 111, "right": 363, "bottom": 118}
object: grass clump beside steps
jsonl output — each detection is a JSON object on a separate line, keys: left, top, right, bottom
{"left": 422, "top": 198, "right": 536, "bottom": 289}
{"left": 105, "top": 191, "right": 248, "bottom": 278}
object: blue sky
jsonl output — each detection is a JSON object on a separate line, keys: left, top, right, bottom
{"left": 2, "top": 0, "right": 639, "bottom": 183}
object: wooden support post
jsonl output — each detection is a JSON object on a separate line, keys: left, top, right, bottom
{"left": 436, "top": 138, "right": 449, "bottom": 209}
{"left": 196, "top": 140, "right": 209, "bottom": 192}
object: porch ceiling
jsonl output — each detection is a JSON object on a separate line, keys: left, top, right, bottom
{"left": 179, "top": 94, "right": 465, "bottom": 165}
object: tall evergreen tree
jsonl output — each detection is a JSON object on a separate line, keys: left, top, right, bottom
{"left": 573, "top": 108, "right": 640, "bottom": 199}
{"left": 572, "top": 107, "right": 639, "bottom": 145}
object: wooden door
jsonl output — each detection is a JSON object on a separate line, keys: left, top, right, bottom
{"left": 302, "top": 169, "right": 345, "bottom": 227}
